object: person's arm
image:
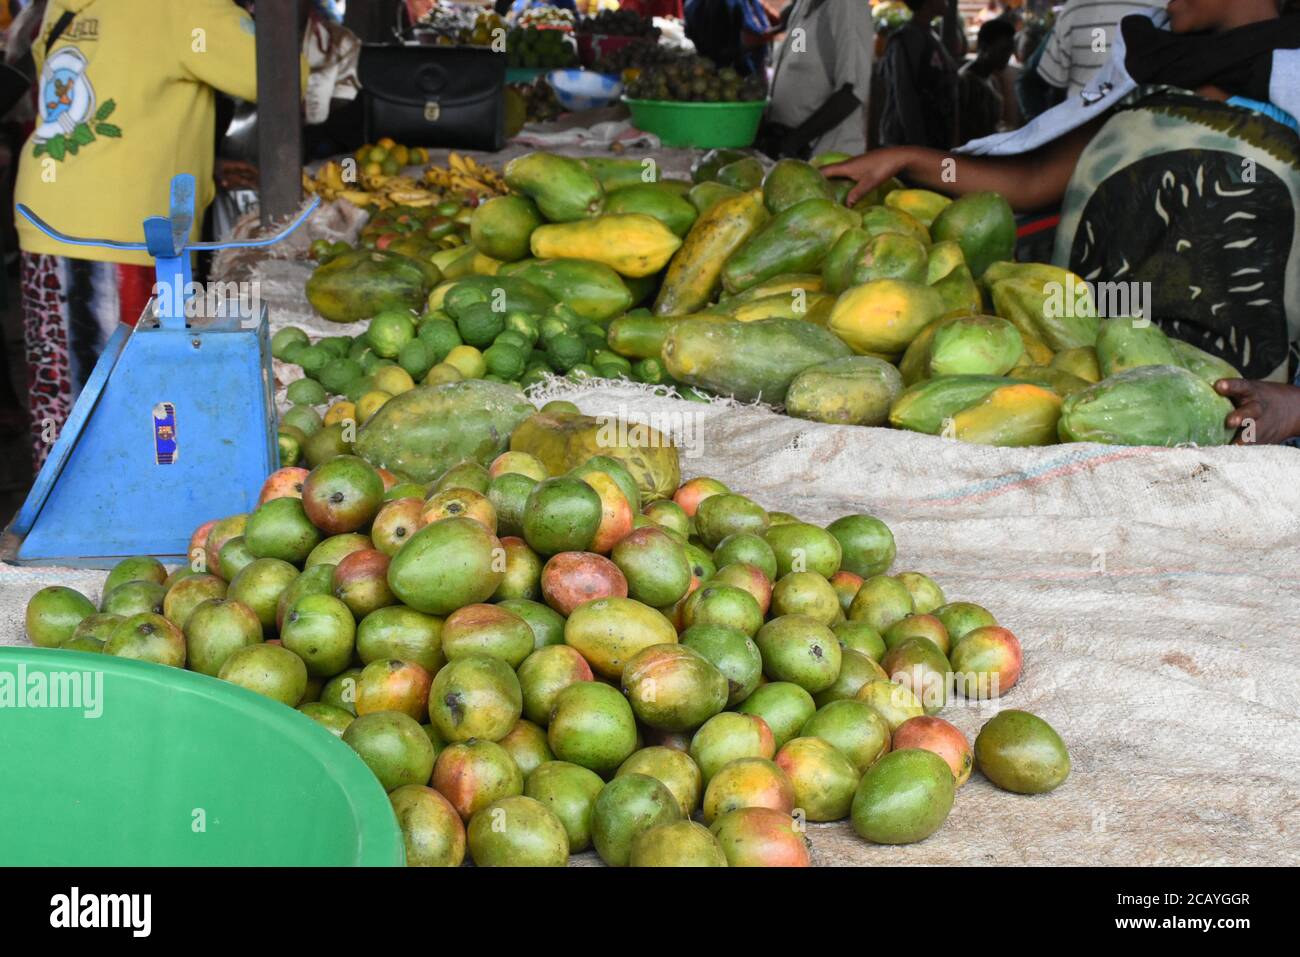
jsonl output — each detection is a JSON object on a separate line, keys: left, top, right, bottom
{"left": 175, "top": 0, "right": 308, "bottom": 102}
{"left": 1215, "top": 380, "right": 1300, "bottom": 445}
{"left": 822, "top": 117, "right": 1102, "bottom": 212}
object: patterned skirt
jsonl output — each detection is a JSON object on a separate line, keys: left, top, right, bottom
{"left": 20, "top": 252, "right": 154, "bottom": 471}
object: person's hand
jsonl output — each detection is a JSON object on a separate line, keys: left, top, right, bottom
{"left": 216, "top": 158, "right": 259, "bottom": 191}
{"left": 821, "top": 149, "right": 910, "bottom": 206}
{"left": 1214, "top": 378, "right": 1300, "bottom": 445}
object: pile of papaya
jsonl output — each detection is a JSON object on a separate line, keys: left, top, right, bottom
{"left": 298, "top": 148, "right": 1240, "bottom": 449}
{"left": 27, "top": 391, "right": 1070, "bottom": 867}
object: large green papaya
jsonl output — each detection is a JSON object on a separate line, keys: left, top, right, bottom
{"left": 655, "top": 189, "right": 768, "bottom": 316}
{"left": 716, "top": 157, "right": 766, "bottom": 191}
{"left": 604, "top": 184, "right": 699, "bottom": 237}
{"left": 888, "top": 375, "right": 1013, "bottom": 434}
{"left": 931, "top": 264, "right": 984, "bottom": 317}
{"left": 823, "top": 229, "right": 928, "bottom": 294}
{"left": 509, "top": 411, "right": 681, "bottom": 502}
{"left": 439, "top": 274, "right": 555, "bottom": 320}
{"left": 582, "top": 156, "right": 659, "bottom": 192}
{"left": 607, "top": 314, "right": 679, "bottom": 359}
{"left": 929, "top": 315, "right": 1025, "bottom": 378}
{"left": 662, "top": 317, "right": 852, "bottom": 404}
{"left": 762, "top": 159, "right": 834, "bottom": 215}
{"left": 858, "top": 205, "right": 931, "bottom": 246}
{"left": 988, "top": 270, "right": 1099, "bottom": 353}
{"left": 504, "top": 152, "right": 604, "bottom": 223}
{"left": 1058, "top": 366, "right": 1234, "bottom": 446}
{"left": 469, "top": 195, "right": 544, "bottom": 262}
{"left": 1094, "top": 317, "right": 1180, "bottom": 378}
{"left": 505, "top": 258, "right": 633, "bottom": 322}
{"left": 687, "top": 181, "right": 743, "bottom": 216}
{"left": 929, "top": 192, "right": 1015, "bottom": 278}
{"left": 719, "top": 273, "right": 824, "bottom": 304}
{"left": 721, "top": 198, "right": 860, "bottom": 294}
{"left": 784, "top": 356, "right": 903, "bottom": 426}
{"left": 1170, "top": 339, "right": 1242, "bottom": 384}
{"left": 306, "top": 249, "right": 440, "bottom": 322}
{"left": 354, "top": 380, "right": 536, "bottom": 482}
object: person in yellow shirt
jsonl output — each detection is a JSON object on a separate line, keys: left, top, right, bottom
{"left": 14, "top": 0, "right": 260, "bottom": 470}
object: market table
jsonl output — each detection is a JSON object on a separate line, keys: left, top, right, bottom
{"left": 4, "top": 377, "right": 1297, "bottom": 866}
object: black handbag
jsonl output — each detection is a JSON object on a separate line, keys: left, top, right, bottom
{"left": 358, "top": 44, "right": 505, "bottom": 151}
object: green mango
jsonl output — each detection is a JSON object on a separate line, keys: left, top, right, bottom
{"left": 851, "top": 748, "right": 955, "bottom": 844}
{"left": 761, "top": 158, "right": 834, "bottom": 215}
{"left": 470, "top": 195, "right": 544, "bottom": 262}
{"left": 929, "top": 191, "right": 1015, "bottom": 278}
{"left": 1058, "top": 365, "right": 1234, "bottom": 446}
{"left": 504, "top": 152, "right": 604, "bottom": 223}
{"left": 974, "top": 710, "right": 1070, "bottom": 794}
{"left": 722, "top": 198, "right": 860, "bottom": 295}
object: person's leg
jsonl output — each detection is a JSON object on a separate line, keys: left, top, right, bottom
{"left": 20, "top": 251, "right": 72, "bottom": 471}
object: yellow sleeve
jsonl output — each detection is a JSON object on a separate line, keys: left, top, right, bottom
{"left": 172, "top": 0, "right": 261, "bottom": 102}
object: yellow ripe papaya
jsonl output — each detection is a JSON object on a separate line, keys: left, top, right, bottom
{"left": 529, "top": 213, "right": 681, "bottom": 278}
{"left": 654, "top": 189, "right": 768, "bottom": 316}
{"left": 828, "top": 279, "right": 947, "bottom": 356}
{"left": 884, "top": 189, "right": 952, "bottom": 229}
{"left": 949, "top": 383, "right": 1062, "bottom": 447}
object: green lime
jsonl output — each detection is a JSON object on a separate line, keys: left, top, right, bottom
{"left": 317, "top": 336, "right": 351, "bottom": 359}
{"left": 483, "top": 342, "right": 527, "bottom": 380}
{"left": 297, "top": 344, "right": 332, "bottom": 377}
{"left": 286, "top": 377, "right": 328, "bottom": 406}
{"left": 634, "top": 357, "right": 667, "bottom": 384}
{"left": 545, "top": 333, "right": 587, "bottom": 373}
{"left": 398, "top": 339, "right": 434, "bottom": 380}
{"left": 272, "top": 326, "right": 310, "bottom": 360}
{"left": 456, "top": 301, "right": 506, "bottom": 349}
{"left": 319, "top": 357, "right": 364, "bottom": 395}
{"left": 418, "top": 318, "right": 462, "bottom": 360}
{"left": 369, "top": 310, "right": 417, "bottom": 358}
{"left": 504, "top": 310, "right": 540, "bottom": 345}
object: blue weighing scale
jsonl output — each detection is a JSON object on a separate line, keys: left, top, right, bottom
{"left": 8, "top": 173, "right": 319, "bottom": 567}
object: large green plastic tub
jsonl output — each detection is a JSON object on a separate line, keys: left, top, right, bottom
{"left": 0, "top": 648, "right": 404, "bottom": 866}
{"left": 623, "top": 98, "right": 768, "bottom": 149}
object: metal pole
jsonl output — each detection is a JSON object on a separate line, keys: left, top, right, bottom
{"left": 256, "top": 0, "right": 303, "bottom": 226}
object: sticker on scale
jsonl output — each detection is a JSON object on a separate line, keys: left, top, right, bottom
{"left": 153, "top": 402, "right": 177, "bottom": 464}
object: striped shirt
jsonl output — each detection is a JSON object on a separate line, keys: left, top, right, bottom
{"left": 1037, "top": 1, "right": 1166, "bottom": 98}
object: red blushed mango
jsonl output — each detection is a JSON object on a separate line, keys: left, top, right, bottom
{"left": 302, "top": 455, "right": 386, "bottom": 535}
{"left": 203, "top": 514, "right": 247, "bottom": 577}
{"left": 883, "top": 613, "right": 951, "bottom": 656}
{"left": 950, "top": 625, "right": 1022, "bottom": 698}
{"left": 541, "top": 551, "right": 628, "bottom": 615}
{"left": 355, "top": 658, "right": 433, "bottom": 720}
{"left": 333, "top": 549, "right": 397, "bottom": 618}
{"left": 659, "top": 575, "right": 701, "bottom": 632}
{"left": 441, "top": 603, "right": 535, "bottom": 668}
{"left": 258, "top": 467, "right": 311, "bottom": 505}
{"left": 420, "top": 487, "right": 497, "bottom": 533}
{"left": 702, "top": 757, "right": 796, "bottom": 824}
{"left": 830, "top": 571, "right": 864, "bottom": 614}
{"left": 371, "top": 497, "right": 423, "bottom": 557}
{"left": 579, "top": 471, "right": 635, "bottom": 554}
{"left": 431, "top": 739, "right": 524, "bottom": 821}
{"left": 672, "top": 477, "right": 729, "bottom": 517}
{"left": 489, "top": 450, "right": 547, "bottom": 481}
{"left": 893, "top": 715, "right": 972, "bottom": 786}
{"left": 189, "top": 519, "right": 217, "bottom": 569}
{"left": 708, "top": 562, "right": 773, "bottom": 617}
{"left": 710, "top": 807, "right": 810, "bottom": 867}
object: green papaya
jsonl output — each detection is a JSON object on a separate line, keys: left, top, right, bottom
{"left": 785, "top": 356, "right": 903, "bottom": 426}
{"left": 888, "top": 375, "right": 1013, "bottom": 434}
{"left": 662, "top": 317, "right": 852, "bottom": 404}
{"left": 440, "top": 274, "right": 555, "bottom": 320}
{"left": 925, "top": 241, "right": 967, "bottom": 284}
{"left": 897, "top": 317, "right": 951, "bottom": 386}
{"left": 929, "top": 315, "right": 1025, "bottom": 378}
{"left": 582, "top": 156, "right": 659, "bottom": 192}
{"left": 988, "top": 272, "right": 1099, "bottom": 353}
{"left": 506, "top": 258, "right": 633, "bottom": 323}
{"left": 1170, "top": 339, "right": 1242, "bottom": 384}
{"left": 1009, "top": 365, "right": 1092, "bottom": 398}
{"left": 762, "top": 158, "right": 834, "bottom": 215}
{"left": 1050, "top": 346, "right": 1102, "bottom": 383}
{"left": 721, "top": 198, "right": 860, "bottom": 295}
{"left": 604, "top": 184, "right": 699, "bottom": 237}
{"left": 691, "top": 148, "right": 751, "bottom": 184}
{"left": 470, "top": 195, "right": 544, "bottom": 262}
{"left": 607, "top": 314, "right": 680, "bottom": 359}
{"left": 705, "top": 291, "right": 837, "bottom": 323}
{"left": 306, "top": 249, "right": 440, "bottom": 323}
{"left": 929, "top": 192, "right": 1015, "bottom": 278}
{"left": 504, "top": 152, "right": 604, "bottom": 223}
{"left": 1059, "top": 366, "right": 1234, "bottom": 447}
{"left": 931, "top": 263, "right": 984, "bottom": 317}
{"left": 687, "top": 181, "right": 743, "bottom": 216}
{"left": 857, "top": 205, "right": 931, "bottom": 246}
{"left": 1095, "top": 317, "right": 1180, "bottom": 378}
{"left": 623, "top": 273, "right": 658, "bottom": 307}
{"left": 509, "top": 411, "right": 681, "bottom": 502}
{"left": 655, "top": 189, "right": 768, "bottom": 316}
{"left": 824, "top": 229, "right": 928, "bottom": 294}
{"left": 719, "top": 273, "right": 824, "bottom": 304}
{"left": 716, "top": 157, "right": 766, "bottom": 191}
{"left": 949, "top": 383, "right": 1062, "bottom": 447}
{"left": 354, "top": 380, "right": 536, "bottom": 483}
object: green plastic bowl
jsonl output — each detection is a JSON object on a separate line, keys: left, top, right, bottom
{"left": 623, "top": 98, "right": 768, "bottom": 149}
{"left": 0, "top": 648, "right": 404, "bottom": 866}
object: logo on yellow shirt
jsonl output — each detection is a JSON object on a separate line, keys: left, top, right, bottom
{"left": 31, "top": 47, "right": 123, "bottom": 163}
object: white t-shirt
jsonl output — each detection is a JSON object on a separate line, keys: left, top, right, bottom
{"left": 1037, "top": 1, "right": 1167, "bottom": 99}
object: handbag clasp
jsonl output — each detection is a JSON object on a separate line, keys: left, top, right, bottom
{"left": 423, "top": 101, "right": 440, "bottom": 122}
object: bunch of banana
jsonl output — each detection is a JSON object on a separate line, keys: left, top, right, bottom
{"left": 424, "top": 152, "right": 510, "bottom": 197}
{"left": 303, "top": 160, "right": 444, "bottom": 210}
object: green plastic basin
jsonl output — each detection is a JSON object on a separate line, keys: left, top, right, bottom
{"left": 623, "top": 98, "right": 768, "bottom": 149}
{"left": 0, "top": 648, "right": 404, "bottom": 866}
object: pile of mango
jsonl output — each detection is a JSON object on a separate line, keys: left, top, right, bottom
{"left": 26, "top": 391, "right": 1069, "bottom": 867}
